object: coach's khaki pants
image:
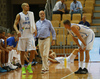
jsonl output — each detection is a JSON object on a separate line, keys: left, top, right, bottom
{"left": 39, "top": 38, "right": 50, "bottom": 71}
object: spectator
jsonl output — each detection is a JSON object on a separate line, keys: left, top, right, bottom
{"left": 6, "top": 32, "right": 11, "bottom": 38}
{"left": 0, "top": 32, "right": 7, "bottom": 72}
{"left": 70, "top": 0, "right": 82, "bottom": 19}
{"left": 53, "top": 0, "right": 68, "bottom": 17}
{"left": 79, "top": 15, "right": 90, "bottom": 27}
{"left": 0, "top": 30, "right": 12, "bottom": 72}
{"left": 7, "top": 34, "right": 21, "bottom": 68}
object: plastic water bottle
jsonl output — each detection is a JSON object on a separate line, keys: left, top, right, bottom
{"left": 64, "top": 58, "right": 67, "bottom": 68}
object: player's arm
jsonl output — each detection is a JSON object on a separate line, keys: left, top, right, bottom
{"left": 34, "top": 25, "right": 37, "bottom": 36}
{"left": 13, "top": 14, "right": 21, "bottom": 37}
{"left": 71, "top": 25, "right": 86, "bottom": 46}
{"left": 48, "top": 57, "right": 59, "bottom": 63}
{"left": 72, "top": 36, "right": 81, "bottom": 47}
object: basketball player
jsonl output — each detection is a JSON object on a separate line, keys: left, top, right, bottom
{"left": 13, "top": 3, "right": 36, "bottom": 74}
{"left": 48, "top": 49, "right": 79, "bottom": 63}
{"left": 63, "top": 20, "right": 95, "bottom": 74}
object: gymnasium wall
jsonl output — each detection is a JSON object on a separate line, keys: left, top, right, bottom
{"left": 0, "top": 0, "right": 46, "bottom": 31}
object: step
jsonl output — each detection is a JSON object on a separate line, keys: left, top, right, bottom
{"left": 93, "top": 12, "right": 100, "bottom": 17}
{"left": 93, "top": 17, "right": 100, "bottom": 19}
{"left": 95, "top": 1, "right": 100, "bottom": 4}
{"left": 92, "top": 19, "right": 100, "bottom": 24}
{"left": 95, "top": 4, "right": 100, "bottom": 7}
{"left": 91, "top": 24, "right": 100, "bottom": 26}
{"left": 94, "top": 6, "right": 100, "bottom": 11}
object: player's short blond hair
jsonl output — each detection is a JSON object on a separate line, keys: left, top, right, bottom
{"left": 21, "top": 3, "right": 28, "bottom": 8}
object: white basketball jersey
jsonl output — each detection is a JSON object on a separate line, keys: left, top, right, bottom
{"left": 19, "top": 12, "right": 33, "bottom": 39}
{"left": 67, "top": 23, "right": 92, "bottom": 39}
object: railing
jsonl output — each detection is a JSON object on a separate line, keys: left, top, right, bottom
{"left": 50, "top": 27, "right": 78, "bottom": 57}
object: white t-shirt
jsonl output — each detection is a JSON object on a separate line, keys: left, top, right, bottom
{"left": 53, "top": 1, "right": 66, "bottom": 11}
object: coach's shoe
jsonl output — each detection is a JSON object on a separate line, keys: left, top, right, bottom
{"left": 26, "top": 64, "right": 33, "bottom": 73}
{"left": 22, "top": 67, "right": 26, "bottom": 74}
{"left": 81, "top": 68, "right": 88, "bottom": 74}
{"left": 74, "top": 67, "right": 83, "bottom": 74}
{"left": 0, "top": 67, "right": 7, "bottom": 73}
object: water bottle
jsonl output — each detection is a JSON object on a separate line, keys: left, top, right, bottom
{"left": 64, "top": 58, "right": 67, "bottom": 68}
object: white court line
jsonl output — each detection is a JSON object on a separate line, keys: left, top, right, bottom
{"left": 61, "top": 72, "right": 74, "bottom": 79}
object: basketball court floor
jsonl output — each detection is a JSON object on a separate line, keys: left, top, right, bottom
{"left": 0, "top": 61, "right": 100, "bottom": 79}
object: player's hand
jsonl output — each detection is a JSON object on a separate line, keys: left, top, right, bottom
{"left": 83, "top": 46, "right": 86, "bottom": 51}
{"left": 62, "top": 10, "right": 65, "bottom": 13}
{"left": 17, "top": 31, "right": 21, "bottom": 37}
{"left": 79, "top": 46, "right": 83, "bottom": 51}
{"left": 71, "top": 10, "right": 73, "bottom": 12}
{"left": 76, "top": 7, "right": 79, "bottom": 10}
{"left": 51, "top": 40, "right": 55, "bottom": 46}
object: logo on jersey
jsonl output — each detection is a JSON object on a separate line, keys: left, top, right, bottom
{"left": 23, "top": 17, "right": 30, "bottom": 25}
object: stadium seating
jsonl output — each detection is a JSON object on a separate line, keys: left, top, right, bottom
{"left": 72, "top": 14, "right": 81, "bottom": 21}
{"left": 67, "top": 34, "right": 76, "bottom": 45}
{"left": 62, "top": 14, "right": 71, "bottom": 21}
{"left": 52, "top": 14, "right": 61, "bottom": 22}
{"left": 51, "top": 21, "right": 59, "bottom": 27}
{"left": 83, "top": 13, "right": 92, "bottom": 24}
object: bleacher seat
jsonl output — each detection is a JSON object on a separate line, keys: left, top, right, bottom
{"left": 83, "top": 13, "right": 92, "bottom": 24}
{"left": 72, "top": 14, "right": 81, "bottom": 21}
{"left": 56, "top": 35, "right": 66, "bottom": 45}
{"left": 83, "top": 7, "right": 93, "bottom": 14}
{"left": 62, "top": 14, "right": 71, "bottom": 21}
{"left": 85, "top": 1, "right": 94, "bottom": 10}
{"left": 67, "top": 34, "right": 76, "bottom": 45}
{"left": 52, "top": 14, "right": 61, "bottom": 22}
{"left": 65, "top": 1, "right": 73, "bottom": 11}
{"left": 71, "top": 20, "right": 80, "bottom": 24}
{"left": 57, "top": 28, "right": 68, "bottom": 36}
{"left": 51, "top": 21, "right": 59, "bottom": 27}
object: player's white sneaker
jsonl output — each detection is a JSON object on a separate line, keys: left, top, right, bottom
{"left": 9, "top": 64, "right": 18, "bottom": 70}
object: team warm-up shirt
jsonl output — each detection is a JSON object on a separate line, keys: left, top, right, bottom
{"left": 7, "top": 37, "right": 17, "bottom": 47}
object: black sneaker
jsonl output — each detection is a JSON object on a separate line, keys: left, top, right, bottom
{"left": 74, "top": 67, "right": 83, "bottom": 74}
{"left": 81, "top": 68, "right": 88, "bottom": 74}
{"left": 2, "top": 66, "right": 11, "bottom": 72}
{"left": 14, "top": 63, "right": 22, "bottom": 68}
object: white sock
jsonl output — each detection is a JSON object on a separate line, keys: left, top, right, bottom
{"left": 4, "top": 63, "right": 6, "bottom": 66}
{"left": 22, "top": 65, "right": 24, "bottom": 67}
{"left": 85, "top": 63, "right": 88, "bottom": 69}
{"left": 6, "top": 63, "right": 9, "bottom": 66}
{"left": 79, "top": 61, "right": 83, "bottom": 68}
{"left": 28, "top": 62, "right": 32, "bottom": 65}
{"left": 69, "top": 53, "right": 76, "bottom": 62}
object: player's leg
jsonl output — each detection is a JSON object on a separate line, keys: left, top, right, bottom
{"left": 67, "top": 49, "right": 79, "bottom": 63}
{"left": 26, "top": 38, "right": 36, "bottom": 73}
{"left": 7, "top": 50, "right": 18, "bottom": 70}
{"left": 75, "top": 43, "right": 85, "bottom": 74}
{"left": 82, "top": 32, "right": 95, "bottom": 74}
{"left": 17, "top": 39, "right": 26, "bottom": 74}
{"left": 0, "top": 50, "right": 7, "bottom": 72}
